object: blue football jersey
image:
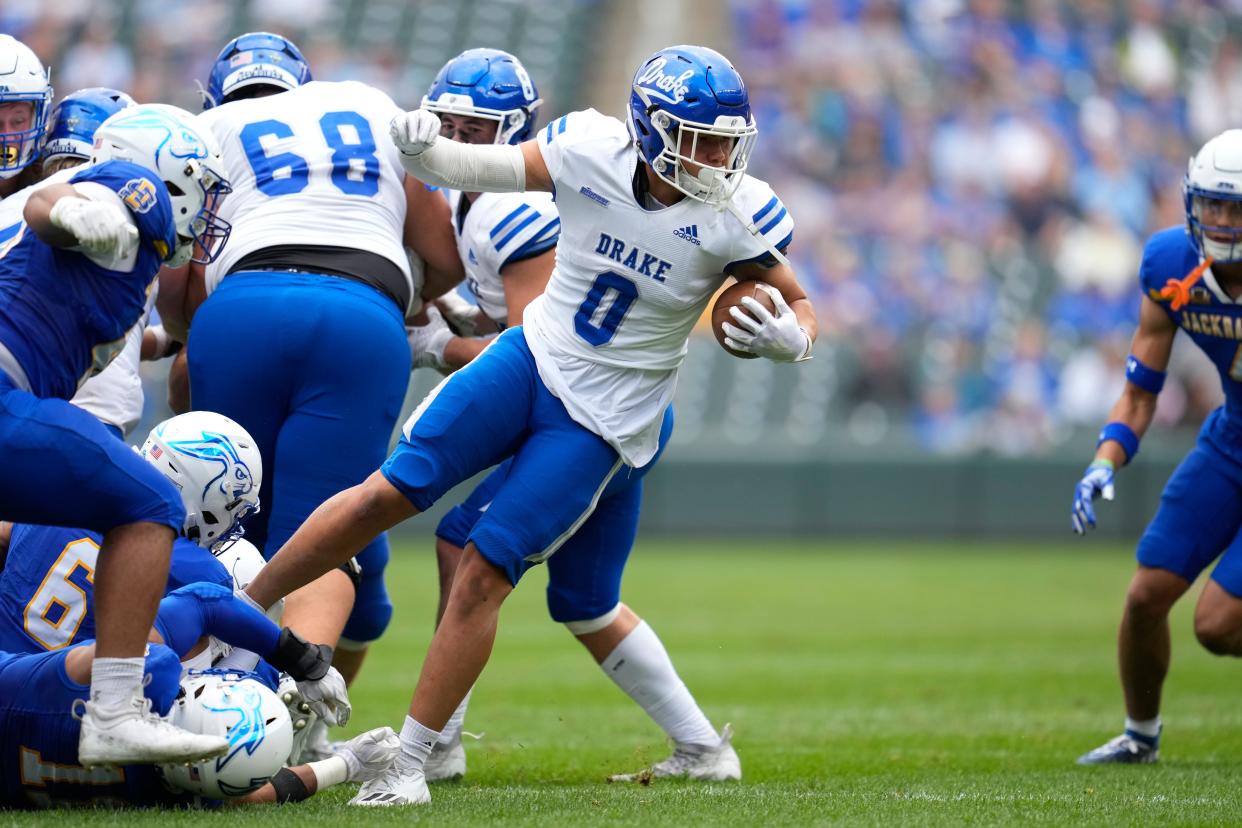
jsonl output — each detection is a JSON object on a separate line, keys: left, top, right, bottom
{"left": 1139, "top": 227, "right": 1242, "bottom": 426}
{"left": 0, "top": 524, "right": 231, "bottom": 654}
{"left": 0, "top": 644, "right": 191, "bottom": 808}
{"left": 0, "top": 160, "right": 176, "bottom": 399}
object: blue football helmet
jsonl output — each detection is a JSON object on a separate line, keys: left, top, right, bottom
{"left": 41, "top": 87, "right": 136, "bottom": 175}
{"left": 0, "top": 34, "right": 53, "bottom": 179}
{"left": 627, "top": 45, "right": 757, "bottom": 205}
{"left": 422, "top": 48, "right": 542, "bottom": 145}
{"left": 1185, "top": 129, "right": 1242, "bottom": 263}
{"left": 201, "top": 32, "right": 311, "bottom": 110}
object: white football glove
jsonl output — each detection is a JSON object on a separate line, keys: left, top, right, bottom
{"left": 49, "top": 196, "right": 139, "bottom": 260}
{"left": 407, "top": 305, "right": 453, "bottom": 370}
{"left": 390, "top": 109, "right": 442, "bottom": 157}
{"left": 720, "top": 283, "right": 812, "bottom": 362}
{"left": 297, "top": 666, "right": 351, "bottom": 727}
{"left": 336, "top": 726, "right": 400, "bottom": 783}
{"left": 436, "top": 291, "right": 485, "bottom": 338}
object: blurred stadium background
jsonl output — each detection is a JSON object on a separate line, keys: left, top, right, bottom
{"left": 9, "top": 0, "right": 1239, "bottom": 537}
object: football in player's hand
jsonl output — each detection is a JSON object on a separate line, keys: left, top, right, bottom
{"left": 711, "top": 280, "right": 776, "bottom": 359}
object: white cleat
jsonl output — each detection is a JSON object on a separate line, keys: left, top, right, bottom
{"left": 608, "top": 724, "right": 741, "bottom": 783}
{"left": 77, "top": 695, "right": 229, "bottom": 766}
{"left": 350, "top": 767, "right": 431, "bottom": 806}
{"left": 425, "top": 733, "right": 466, "bottom": 782}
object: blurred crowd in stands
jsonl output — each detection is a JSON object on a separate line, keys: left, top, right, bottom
{"left": 734, "top": 0, "right": 1241, "bottom": 453}
{"left": 5, "top": 0, "right": 1239, "bottom": 454}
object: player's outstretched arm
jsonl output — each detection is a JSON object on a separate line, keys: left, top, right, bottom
{"left": 1072, "top": 296, "right": 1177, "bottom": 534}
{"left": 229, "top": 726, "right": 399, "bottom": 805}
{"left": 389, "top": 110, "right": 554, "bottom": 194}
{"left": 24, "top": 183, "right": 138, "bottom": 259}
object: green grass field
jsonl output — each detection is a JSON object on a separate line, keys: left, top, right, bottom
{"left": 6, "top": 539, "right": 1242, "bottom": 826}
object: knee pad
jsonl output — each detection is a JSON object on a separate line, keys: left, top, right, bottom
{"left": 562, "top": 604, "right": 621, "bottom": 635}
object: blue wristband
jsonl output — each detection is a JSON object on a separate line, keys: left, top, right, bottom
{"left": 1125, "top": 355, "right": 1166, "bottom": 395}
{"left": 1097, "top": 421, "right": 1140, "bottom": 465}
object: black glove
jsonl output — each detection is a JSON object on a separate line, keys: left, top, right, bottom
{"left": 268, "top": 627, "right": 333, "bottom": 681}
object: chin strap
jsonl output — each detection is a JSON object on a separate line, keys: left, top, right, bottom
{"left": 1159, "top": 256, "right": 1213, "bottom": 311}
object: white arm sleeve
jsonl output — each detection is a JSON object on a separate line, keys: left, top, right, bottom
{"left": 398, "top": 140, "right": 526, "bottom": 194}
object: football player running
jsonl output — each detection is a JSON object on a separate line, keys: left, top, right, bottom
{"left": 409, "top": 48, "right": 737, "bottom": 786}
{"left": 1074, "top": 129, "right": 1242, "bottom": 764}
{"left": 0, "top": 35, "right": 51, "bottom": 200}
{"left": 0, "top": 102, "right": 235, "bottom": 766}
{"left": 245, "top": 45, "right": 815, "bottom": 805}
{"left": 170, "top": 33, "right": 464, "bottom": 693}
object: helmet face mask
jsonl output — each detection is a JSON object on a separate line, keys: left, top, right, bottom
{"left": 628, "top": 46, "right": 757, "bottom": 206}
{"left": 1184, "top": 129, "right": 1242, "bottom": 264}
{"left": 422, "top": 48, "right": 542, "bottom": 146}
{"left": 91, "top": 104, "right": 233, "bottom": 266}
{"left": 201, "top": 32, "right": 312, "bottom": 110}
{"left": 0, "top": 35, "right": 53, "bottom": 178}
{"left": 140, "top": 411, "right": 261, "bottom": 550}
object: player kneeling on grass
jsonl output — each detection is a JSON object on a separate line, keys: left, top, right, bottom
{"left": 243, "top": 44, "right": 815, "bottom": 806}
{"left": 0, "top": 644, "right": 396, "bottom": 808}
{"left": 1073, "top": 129, "right": 1242, "bottom": 765}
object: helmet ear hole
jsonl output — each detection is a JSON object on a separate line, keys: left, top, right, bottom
{"left": 202, "top": 511, "right": 220, "bottom": 526}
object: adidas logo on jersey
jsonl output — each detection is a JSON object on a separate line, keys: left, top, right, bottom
{"left": 673, "top": 225, "right": 701, "bottom": 246}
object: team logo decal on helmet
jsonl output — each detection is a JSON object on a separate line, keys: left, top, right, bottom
{"left": 628, "top": 45, "right": 758, "bottom": 206}
{"left": 167, "top": 429, "right": 256, "bottom": 508}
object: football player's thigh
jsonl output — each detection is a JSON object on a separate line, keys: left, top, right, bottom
{"left": 436, "top": 459, "right": 513, "bottom": 549}
{"left": 188, "top": 283, "right": 291, "bottom": 548}
{"left": 467, "top": 418, "right": 623, "bottom": 587}
{"left": 383, "top": 329, "right": 538, "bottom": 513}
{"left": 263, "top": 294, "right": 409, "bottom": 552}
{"left": 1137, "top": 444, "right": 1242, "bottom": 582}
{"left": 545, "top": 479, "right": 643, "bottom": 623}
{"left": 0, "top": 391, "right": 182, "bottom": 533}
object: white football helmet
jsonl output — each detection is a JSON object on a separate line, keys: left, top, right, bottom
{"left": 0, "top": 34, "right": 52, "bottom": 179}
{"left": 1185, "top": 129, "right": 1242, "bottom": 263}
{"left": 160, "top": 671, "right": 293, "bottom": 798}
{"left": 90, "top": 103, "right": 232, "bottom": 266}
{"left": 213, "top": 536, "right": 283, "bottom": 624}
{"left": 141, "top": 411, "right": 261, "bottom": 550}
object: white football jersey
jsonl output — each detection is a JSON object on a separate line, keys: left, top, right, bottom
{"left": 69, "top": 294, "right": 152, "bottom": 437}
{"left": 199, "top": 81, "right": 412, "bottom": 306}
{"left": 523, "top": 109, "right": 794, "bottom": 465}
{"left": 446, "top": 188, "right": 559, "bottom": 326}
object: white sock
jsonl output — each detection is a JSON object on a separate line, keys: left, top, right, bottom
{"left": 397, "top": 715, "right": 440, "bottom": 773}
{"left": 89, "top": 656, "right": 145, "bottom": 708}
{"left": 599, "top": 621, "right": 720, "bottom": 748}
{"left": 1126, "top": 716, "right": 1161, "bottom": 740}
{"left": 438, "top": 688, "right": 472, "bottom": 745}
